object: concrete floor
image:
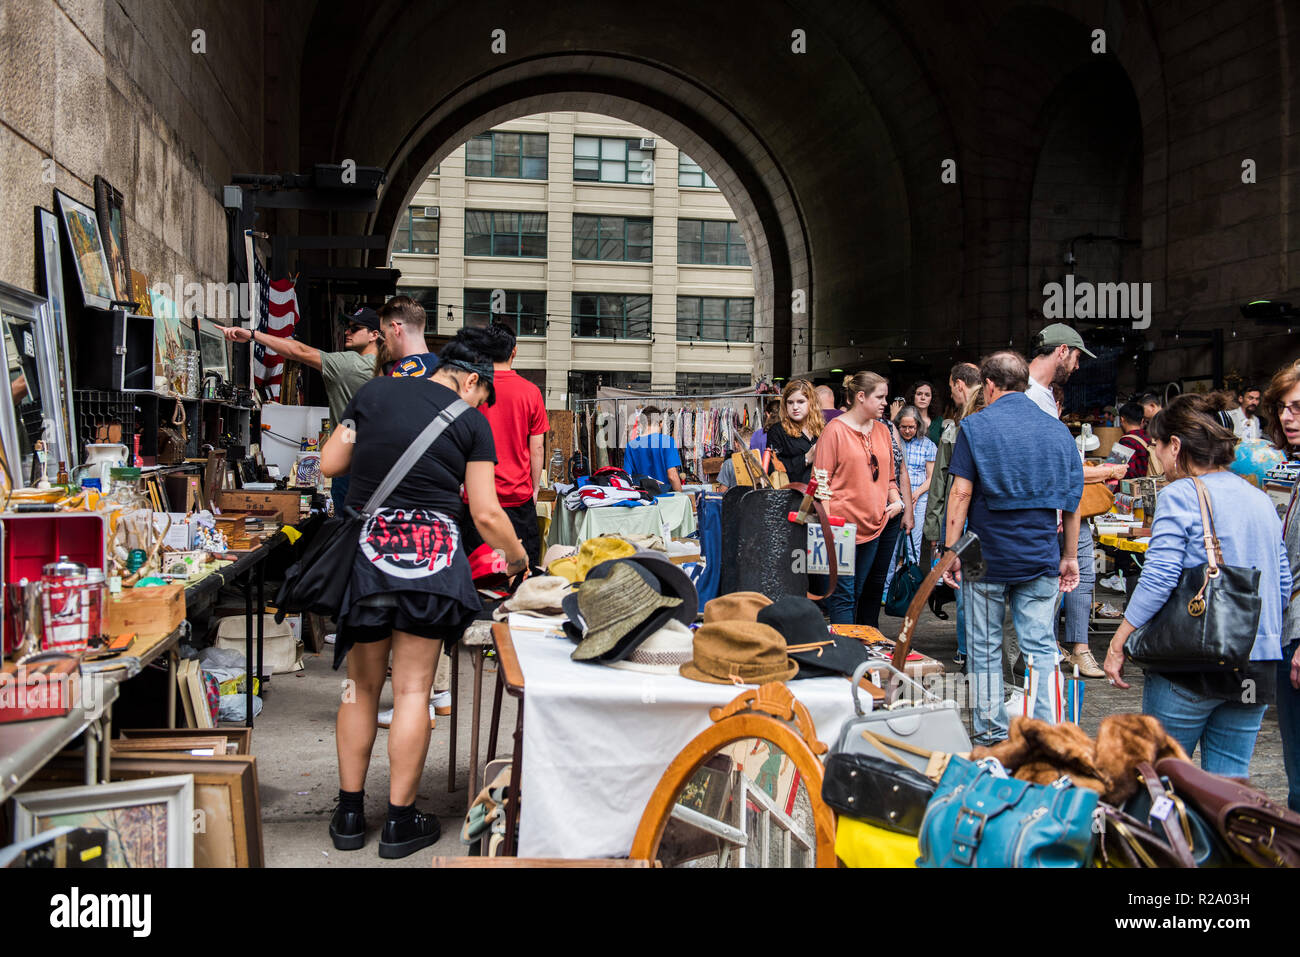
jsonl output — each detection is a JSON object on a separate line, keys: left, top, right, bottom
{"left": 245, "top": 591, "right": 1289, "bottom": 867}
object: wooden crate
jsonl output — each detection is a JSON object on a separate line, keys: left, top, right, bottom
{"left": 107, "top": 584, "right": 187, "bottom": 640}
{"left": 214, "top": 489, "right": 304, "bottom": 525}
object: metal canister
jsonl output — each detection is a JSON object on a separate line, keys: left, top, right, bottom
{"left": 85, "top": 569, "right": 107, "bottom": 645}
{"left": 40, "top": 555, "right": 90, "bottom": 653}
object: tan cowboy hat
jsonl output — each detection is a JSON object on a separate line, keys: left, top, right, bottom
{"left": 679, "top": 620, "right": 799, "bottom": 685}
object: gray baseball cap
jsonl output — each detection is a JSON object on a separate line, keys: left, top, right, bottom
{"left": 1036, "top": 323, "right": 1096, "bottom": 359}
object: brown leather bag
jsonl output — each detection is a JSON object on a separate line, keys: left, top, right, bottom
{"left": 1157, "top": 757, "right": 1300, "bottom": 867}
{"left": 1077, "top": 481, "right": 1115, "bottom": 518}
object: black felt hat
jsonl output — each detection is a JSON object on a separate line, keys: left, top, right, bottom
{"left": 756, "top": 596, "right": 870, "bottom": 679}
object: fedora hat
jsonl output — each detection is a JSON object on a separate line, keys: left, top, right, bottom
{"left": 679, "top": 620, "right": 798, "bottom": 685}
{"left": 571, "top": 561, "right": 683, "bottom": 662}
{"left": 703, "top": 591, "right": 772, "bottom": 624}
{"left": 493, "top": 575, "right": 571, "bottom": 621}
{"left": 583, "top": 550, "right": 698, "bottom": 626}
{"left": 605, "top": 619, "right": 695, "bottom": 675}
{"left": 757, "top": 596, "right": 869, "bottom": 679}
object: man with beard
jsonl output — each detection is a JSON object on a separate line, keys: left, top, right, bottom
{"left": 1228, "top": 384, "right": 1263, "bottom": 440}
{"left": 1026, "top": 323, "right": 1125, "bottom": 679}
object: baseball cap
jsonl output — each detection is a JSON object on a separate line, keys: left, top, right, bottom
{"left": 341, "top": 306, "right": 380, "bottom": 331}
{"left": 1035, "top": 322, "right": 1096, "bottom": 359}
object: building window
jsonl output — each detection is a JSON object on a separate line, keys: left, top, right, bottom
{"left": 571, "top": 293, "right": 652, "bottom": 339}
{"left": 394, "top": 207, "right": 439, "bottom": 254}
{"left": 568, "top": 370, "right": 651, "bottom": 399}
{"left": 465, "top": 131, "right": 548, "bottom": 179}
{"left": 464, "top": 288, "right": 546, "bottom": 337}
{"left": 574, "top": 136, "right": 654, "bottom": 184}
{"left": 676, "top": 373, "right": 752, "bottom": 394}
{"left": 676, "top": 297, "right": 754, "bottom": 342}
{"left": 572, "top": 214, "right": 653, "bottom": 263}
{"left": 399, "top": 286, "right": 438, "bottom": 317}
{"left": 464, "top": 210, "right": 547, "bottom": 257}
{"left": 677, "top": 219, "right": 750, "bottom": 266}
{"left": 678, "top": 154, "right": 717, "bottom": 188}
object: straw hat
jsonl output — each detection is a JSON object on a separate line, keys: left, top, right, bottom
{"left": 571, "top": 561, "right": 683, "bottom": 662}
{"left": 605, "top": 620, "right": 695, "bottom": 675}
{"left": 703, "top": 591, "right": 772, "bottom": 623}
{"left": 581, "top": 550, "right": 698, "bottom": 626}
{"left": 679, "top": 620, "right": 799, "bottom": 685}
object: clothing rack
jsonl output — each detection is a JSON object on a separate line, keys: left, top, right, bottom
{"left": 573, "top": 391, "right": 770, "bottom": 481}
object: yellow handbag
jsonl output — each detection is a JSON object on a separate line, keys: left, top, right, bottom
{"left": 834, "top": 815, "right": 919, "bottom": 868}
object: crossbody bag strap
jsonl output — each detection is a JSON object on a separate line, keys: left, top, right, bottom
{"left": 1190, "top": 476, "right": 1223, "bottom": 571}
{"left": 363, "top": 398, "right": 471, "bottom": 514}
{"left": 1137, "top": 762, "right": 1197, "bottom": 868}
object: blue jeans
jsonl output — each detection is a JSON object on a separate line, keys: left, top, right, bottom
{"left": 955, "top": 581, "right": 966, "bottom": 657}
{"left": 964, "top": 575, "right": 1061, "bottom": 745}
{"left": 1141, "top": 671, "right": 1267, "bottom": 777}
{"left": 331, "top": 474, "right": 351, "bottom": 514}
{"left": 857, "top": 515, "right": 904, "bottom": 628}
{"left": 824, "top": 537, "right": 884, "bottom": 625}
{"left": 1277, "top": 639, "right": 1300, "bottom": 811}
{"left": 1056, "top": 530, "right": 1094, "bottom": 649}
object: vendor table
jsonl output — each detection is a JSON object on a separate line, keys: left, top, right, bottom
{"left": 546, "top": 492, "right": 696, "bottom": 548}
{"left": 184, "top": 531, "right": 288, "bottom": 728}
{"left": 491, "top": 622, "right": 862, "bottom": 859}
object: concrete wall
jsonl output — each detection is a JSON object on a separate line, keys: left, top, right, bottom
{"left": 0, "top": 0, "right": 266, "bottom": 299}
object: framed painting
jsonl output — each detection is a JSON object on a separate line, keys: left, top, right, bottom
{"left": 94, "top": 176, "right": 133, "bottom": 306}
{"left": 54, "top": 190, "right": 114, "bottom": 310}
{"left": 12, "top": 774, "right": 194, "bottom": 867}
{"left": 0, "top": 280, "right": 68, "bottom": 484}
{"left": 198, "top": 317, "right": 231, "bottom": 383}
{"left": 34, "top": 207, "right": 78, "bottom": 469}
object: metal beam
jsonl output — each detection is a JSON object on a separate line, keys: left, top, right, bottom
{"left": 285, "top": 235, "right": 389, "bottom": 250}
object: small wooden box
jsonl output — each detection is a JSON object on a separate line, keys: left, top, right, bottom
{"left": 107, "top": 584, "right": 187, "bottom": 640}
{"left": 215, "top": 489, "right": 304, "bottom": 524}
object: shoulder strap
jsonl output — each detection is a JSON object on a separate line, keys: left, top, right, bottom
{"left": 1189, "top": 476, "right": 1223, "bottom": 571}
{"left": 363, "top": 399, "right": 471, "bottom": 514}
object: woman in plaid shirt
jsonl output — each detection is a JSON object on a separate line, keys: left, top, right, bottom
{"left": 883, "top": 406, "right": 937, "bottom": 595}
{"left": 1106, "top": 401, "right": 1156, "bottom": 479}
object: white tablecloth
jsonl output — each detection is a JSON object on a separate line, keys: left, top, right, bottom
{"left": 509, "top": 627, "right": 862, "bottom": 858}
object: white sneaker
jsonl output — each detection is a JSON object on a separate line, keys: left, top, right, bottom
{"left": 431, "top": 690, "right": 452, "bottom": 716}
{"left": 324, "top": 633, "right": 336, "bottom": 645}
{"left": 377, "top": 702, "right": 437, "bottom": 730}
{"left": 1098, "top": 575, "right": 1125, "bottom": 593}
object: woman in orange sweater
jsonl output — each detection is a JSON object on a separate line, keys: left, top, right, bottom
{"left": 813, "top": 372, "right": 906, "bottom": 624}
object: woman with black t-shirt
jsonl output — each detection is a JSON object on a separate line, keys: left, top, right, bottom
{"left": 321, "top": 334, "right": 527, "bottom": 860}
{"left": 765, "top": 379, "right": 825, "bottom": 485}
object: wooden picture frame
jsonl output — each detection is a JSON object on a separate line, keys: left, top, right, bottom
{"left": 13, "top": 774, "right": 194, "bottom": 867}
{"left": 54, "top": 190, "right": 114, "bottom": 310}
{"left": 111, "top": 735, "right": 230, "bottom": 757}
{"left": 93, "top": 175, "right": 133, "bottom": 306}
{"left": 34, "top": 755, "right": 263, "bottom": 868}
{"left": 121, "top": 726, "right": 252, "bottom": 754}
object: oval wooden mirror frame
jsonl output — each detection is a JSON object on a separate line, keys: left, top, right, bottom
{"left": 629, "top": 682, "right": 836, "bottom": 866}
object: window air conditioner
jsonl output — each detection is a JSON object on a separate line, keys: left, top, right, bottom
{"left": 423, "top": 206, "right": 440, "bottom": 218}
{"left": 638, "top": 138, "right": 656, "bottom": 151}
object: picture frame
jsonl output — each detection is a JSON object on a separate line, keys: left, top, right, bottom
{"left": 198, "top": 317, "right": 231, "bottom": 383}
{"left": 54, "top": 189, "right": 115, "bottom": 310}
{"left": 120, "top": 726, "right": 252, "bottom": 754}
{"left": 0, "top": 280, "right": 70, "bottom": 484}
{"left": 34, "top": 207, "right": 78, "bottom": 469}
{"left": 93, "top": 176, "right": 133, "bottom": 306}
{"left": 155, "top": 314, "right": 199, "bottom": 396}
{"left": 12, "top": 774, "right": 194, "bottom": 867}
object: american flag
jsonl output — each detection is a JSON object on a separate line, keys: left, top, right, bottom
{"left": 252, "top": 254, "right": 300, "bottom": 399}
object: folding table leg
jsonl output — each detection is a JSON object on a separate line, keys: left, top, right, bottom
{"left": 468, "top": 650, "right": 485, "bottom": 802}
{"left": 487, "top": 666, "right": 504, "bottom": 760}
{"left": 255, "top": 563, "right": 265, "bottom": 693}
{"left": 167, "top": 649, "right": 177, "bottom": 729}
{"left": 244, "top": 572, "right": 254, "bottom": 728}
{"left": 447, "top": 644, "right": 458, "bottom": 792}
{"left": 503, "top": 700, "right": 524, "bottom": 856}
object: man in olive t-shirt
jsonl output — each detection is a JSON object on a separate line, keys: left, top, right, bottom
{"left": 222, "top": 306, "right": 381, "bottom": 509}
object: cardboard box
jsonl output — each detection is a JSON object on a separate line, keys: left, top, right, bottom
{"left": 106, "top": 584, "right": 186, "bottom": 640}
{"left": 214, "top": 489, "right": 304, "bottom": 524}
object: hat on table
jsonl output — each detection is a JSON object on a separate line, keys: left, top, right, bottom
{"left": 571, "top": 561, "right": 683, "bottom": 662}
{"left": 493, "top": 575, "right": 571, "bottom": 620}
{"left": 548, "top": 536, "right": 637, "bottom": 583}
{"left": 757, "top": 596, "right": 869, "bottom": 679}
{"left": 703, "top": 591, "right": 772, "bottom": 624}
{"left": 605, "top": 619, "right": 695, "bottom": 675}
{"left": 679, "top": 620, "right": 799, "bottom": 685}
{"left": 581, "top": 549, "right": 698, "bottom": 627}
{"left": 1034, "top": 323, "right": 1096, "bottom": 359}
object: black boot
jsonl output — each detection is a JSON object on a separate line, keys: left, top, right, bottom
{"left": 378, "top": 807, "right": 441, "bottom": 859}
{"left": 329, "top": 804, "right": 366, "bottom": 851}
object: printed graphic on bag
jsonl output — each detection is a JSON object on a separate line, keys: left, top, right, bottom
{"left": 359, "top": 509, "right": 459, "bottom": 579}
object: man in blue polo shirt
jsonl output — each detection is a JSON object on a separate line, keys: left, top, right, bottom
{"left": 623, "top": 406, "right": 683, "bottom": 491}
{"left": 941, "top": 350, "right": 1083, "bottom": 746}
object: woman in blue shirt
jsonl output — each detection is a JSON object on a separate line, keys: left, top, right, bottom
{"left": 1104, "top": 393, "right": 1292, "bottom": 777}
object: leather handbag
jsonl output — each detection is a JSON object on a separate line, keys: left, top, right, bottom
{"left": 1077, "top": 482, "right": 1115, "bottom": 519}
{"left": 274, "top": 399, "right": 471, "bottom": 619}
{"left": 884, "top": 534, "right": 925, "bottom": 618}
{"left": 1096, "top": 762, "right": 1229, "bottom": 868}
{"left": 917, "top": 755, "right": 1099, "bottom": 868}
{"left": 1123, "top": 476, "right": 1261, "bottom": 673}
{"left": 1157, "top": 757, "right": 1300, "bottom": 867}
{"left": 822, "top": 751, "right": 936, "bottom": 834}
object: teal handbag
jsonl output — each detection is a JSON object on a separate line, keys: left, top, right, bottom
{"left": 884, "top": 534, "right": 925, "bottom": 618}
{"left": 917, "top": 755, "right": 1099, "bottom": 868}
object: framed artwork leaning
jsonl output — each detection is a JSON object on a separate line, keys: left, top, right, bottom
{"left": 94, "top": 176, "right": 133, "bottom": 306}
{"left": 34, "top": 207, "right": 78, "bottom": 469}
{"left": 54, "top": 190, "right": 114, "bottom": 310}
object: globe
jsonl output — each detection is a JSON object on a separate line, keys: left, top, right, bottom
{"left": 1229, "top": 438, "right": 1287, "bottom": 487}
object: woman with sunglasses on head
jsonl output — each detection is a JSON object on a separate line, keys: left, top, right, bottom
{"left": 1266, "top": 359, "right": 1300, "bottom": 810}
{"left": 812, "top": 372, "right": 905, "bottom": 624}
{"left": 320, "top": 331, "right": 527, "bottom": 860}
{"left": 882, "top": 405, "right": 936, "bottom": 598}
{"left": 765, "top": 379, "right": 826, "bottom": 485}
{"left": 1103, "top": 393, "right": 1291, "bottom": 777}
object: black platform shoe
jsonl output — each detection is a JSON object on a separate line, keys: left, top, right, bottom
{"left": 330, "top": 805, "right": 366, "bottom": 851}
{"left": 928, "top": 594, "right": 949, "bottom": 620}
{"left": 378, "top": 809, "right": 441, "bottom": 860}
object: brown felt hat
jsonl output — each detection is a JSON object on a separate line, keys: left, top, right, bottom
{"left": 702, "top": 591, "right": 772, "bottom": 624}
{"left": 679, "top": 620, "right": 799, "bottom": 685}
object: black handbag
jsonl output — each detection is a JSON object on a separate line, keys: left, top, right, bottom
{"left": 274, "top": 399, "right": 471, "bottom": 618}
{"left": 822, "top": 752, "right": 935, "bottom": 835}
{"left": 884, "top": 534, "right": 924, "bottom": 618}
{"left": 1123, "top": 476, "right": 1261, "bottom": 673}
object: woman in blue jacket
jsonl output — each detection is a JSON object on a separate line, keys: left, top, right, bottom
{"left": 1104, "top": 393, "right": 1292, "bottom": 777}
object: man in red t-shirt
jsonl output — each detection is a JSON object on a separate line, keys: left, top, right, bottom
{"left": 460, "top": 323, "right": 549, "bottom": 567}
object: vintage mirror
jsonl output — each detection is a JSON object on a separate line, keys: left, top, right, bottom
{"left": 630, "top": 683, "right": 836, "bottom": 867}
{"left": 34, "top": 207, "right": 78, "bottom": 469}
{"left": 0, "top": 281, "right": 68, "bottom": 485}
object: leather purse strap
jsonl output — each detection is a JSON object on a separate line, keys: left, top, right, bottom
{"left": 1137, "top": 762, "right": 1196, "bottom": 868}
{"left": 786, "top": 480, "right": 838, "bottom": 601}
{"left": 1190, "top": 476, "right": 1223, "bottom": 571}
{"left": 363, "top": 399, "right": 471, "bottom": 514}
